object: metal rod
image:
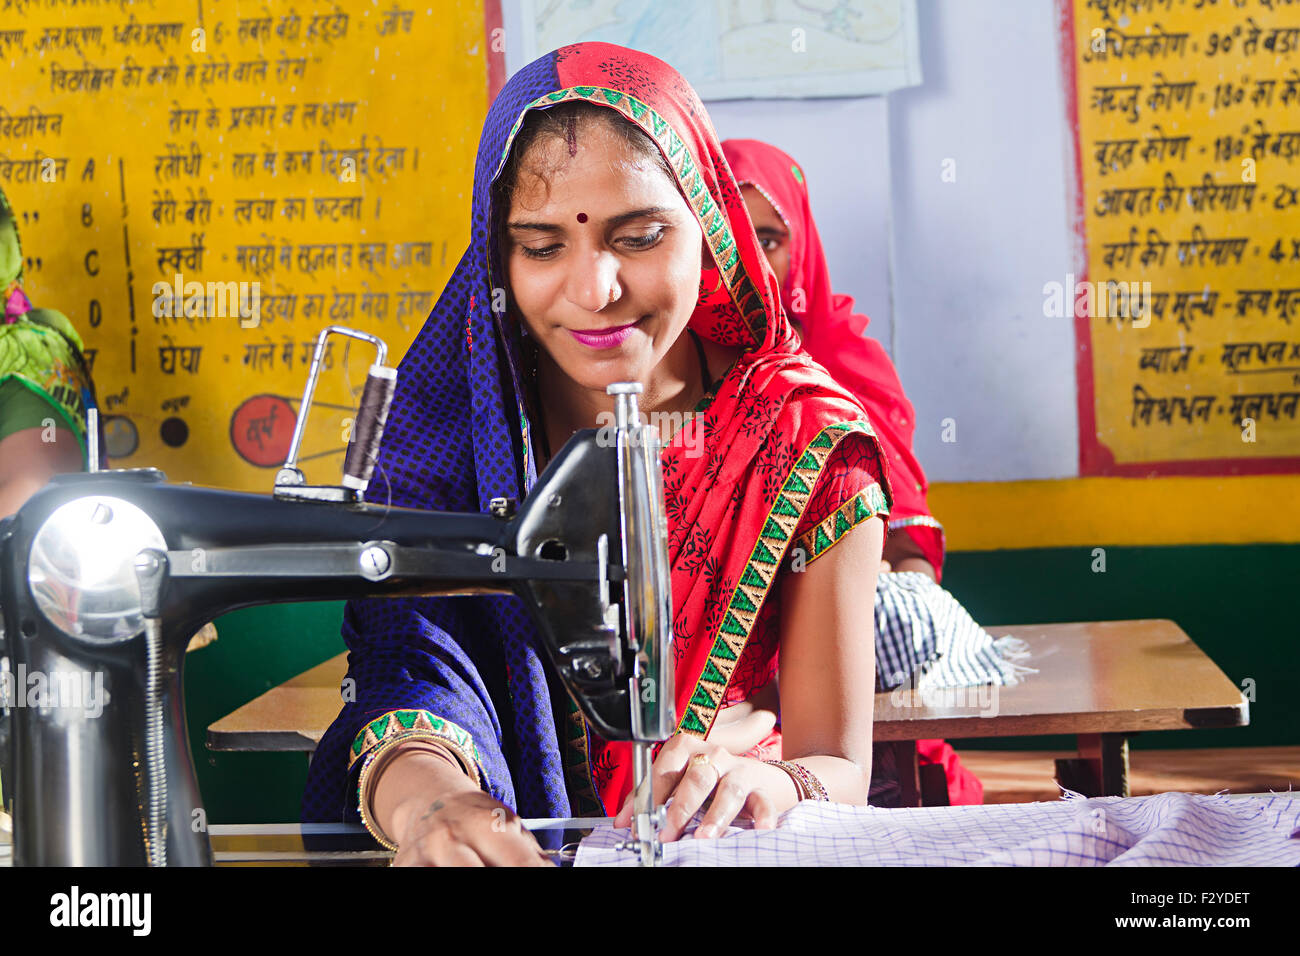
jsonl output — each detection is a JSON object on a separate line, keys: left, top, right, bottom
{"left": 630, "top": 740, "right": 660, "bottom": 866}
{"left": 86, "top": 407, "right": 99, "bottom": 473}
{"left": 521, "top": 816, "right": 614, "bottom": 831}
{"left": 282, "top": 326, "right": 388, "bottom": 474}
{"left": 207, "top": 819, "right": 614, "bottom": 836}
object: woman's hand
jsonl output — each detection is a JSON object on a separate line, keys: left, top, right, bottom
{"left": 389, "top": 787, "right": 554, "bottom": 867}
{"left": 612, "top": 735, "right": 799, "bottom": 841}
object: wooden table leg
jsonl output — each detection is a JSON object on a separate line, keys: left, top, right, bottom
{"left": 893, "top": 740, "right": 921, "bottom": 807}
{"left": 1055, "top": 733, "right": 1130, "bottom": 798}
{"left": 919, "top": 763, "right": 950, "bottom": 806}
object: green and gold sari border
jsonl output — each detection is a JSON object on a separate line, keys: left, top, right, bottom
{"left": 348, "top": 709, "right": 485, "bottom": 781}
{"left": 675, "top": 418, "right": 879, "bottom": 740}
{"left": 790, "top": 482, "right": 890, "bottom": 566}
{"left": 497, "top": 86, "right": 770, "bottom": 350}
{"left": 561, "top": 695, "right": 605, "bottom": 816}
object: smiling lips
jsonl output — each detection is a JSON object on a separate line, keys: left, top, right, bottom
{"left": 568, "top": 320, "right": 639, "bottom": 349}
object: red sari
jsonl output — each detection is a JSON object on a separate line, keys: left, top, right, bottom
{"left": 720, "top": 138, "right": 983, "bottom": 806}
{"left": 539, "top": 46, "right": 896, "bottom": 811}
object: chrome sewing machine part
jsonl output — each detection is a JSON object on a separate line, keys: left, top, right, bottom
{"left": 607, "top": 382, "right": 675, "bottom": 867}
{"left": 275, "top": 326, "right": 396, "bottom": 502}
{"left": 133, "top": 548, "right": 170, "bottom": 868}
{"left": 8, "top": 482, "right": 212, "bottom": 866}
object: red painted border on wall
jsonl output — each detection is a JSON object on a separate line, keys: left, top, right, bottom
{"left": 1056, "top": 0, "right": 1300, "bottom": 477}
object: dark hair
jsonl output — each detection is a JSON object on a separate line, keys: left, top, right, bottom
{"left": 491, "top": 101, "right": 673, "bottom": 254}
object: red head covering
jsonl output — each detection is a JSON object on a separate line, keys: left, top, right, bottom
{"left": 721, "top": 138, "right": 945, "bottom": 577}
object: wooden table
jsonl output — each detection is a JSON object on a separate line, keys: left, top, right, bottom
{"left": 208, "top": 653, "right": 350, "bottom": 753}
{"left": 208, "top": 619, "right": 1249, "bottom": 805}
{"left": 874, "top": 620, "right": 1249, "bottom": 806}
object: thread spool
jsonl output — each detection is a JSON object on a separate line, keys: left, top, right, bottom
{"left": 342, "top": 364, "right": 397, "bottom": 492}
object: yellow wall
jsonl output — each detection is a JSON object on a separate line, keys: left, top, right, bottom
{"left": 7, "top": 1, "right": 488, "bottom": 491}
{"left": 1071, "top": 3, "right": 1300, "bottom": 468}
{"left": 931, "top": 475, "right": 1300, "bottom": 550}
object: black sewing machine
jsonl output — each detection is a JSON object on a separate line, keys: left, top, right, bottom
{"left": 0, "top": 326, "right": 675, "bottom": 867}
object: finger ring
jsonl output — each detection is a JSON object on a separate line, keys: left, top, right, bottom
{"left": 689, "top": 753, "right": 711, "bottom": 768}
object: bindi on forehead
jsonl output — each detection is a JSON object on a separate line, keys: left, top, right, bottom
{"left": 576, "top": 212, "right": 587, "bottom": 223}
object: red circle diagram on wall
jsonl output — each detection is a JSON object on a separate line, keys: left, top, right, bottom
{"left": 230, "top": 395, "right": 297, "bottom": 467}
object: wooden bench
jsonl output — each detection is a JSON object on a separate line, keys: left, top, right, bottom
{"left": 874, "top": 619, "right": 1249, "bottom": 805}
{"left": 960, "top": 746, "right": 1300, "bottom": 804}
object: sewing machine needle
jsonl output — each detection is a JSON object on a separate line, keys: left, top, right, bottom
{"left": 538, "top": 844, "right": 580, "bottom": 864}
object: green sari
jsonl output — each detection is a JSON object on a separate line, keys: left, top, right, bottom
{"left": 0, "top": 188, "right": 97, "bottom": 464}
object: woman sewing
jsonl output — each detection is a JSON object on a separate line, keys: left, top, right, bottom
{"left": 303, "top": 42, "right": 894, "bottom": 865}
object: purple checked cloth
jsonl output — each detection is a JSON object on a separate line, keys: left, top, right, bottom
{"left": 575, "top": 790, "right": 1300, "bottom": 866}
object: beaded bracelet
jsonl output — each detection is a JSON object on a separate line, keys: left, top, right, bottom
{"left": 764, "top": 759, "right": 830, "bottom": 802}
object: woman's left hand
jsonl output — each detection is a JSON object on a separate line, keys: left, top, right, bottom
{"left": 612, "top": 735, "right": 796, "bottom": 841}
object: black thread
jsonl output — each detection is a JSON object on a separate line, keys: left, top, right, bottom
{"left": 343, "top": 370, "right": 396, "bottom": 488}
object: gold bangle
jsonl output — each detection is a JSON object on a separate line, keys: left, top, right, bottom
{"left": 788, "top": 760, "right": 829, "bottom": 801}
{"left": 763, "top": 759, "right": 829, "bottom": 802}
{"left": 763, "top": 759, "right": 809, "bottom": 801}
{"left": 366, "top": 739, "right": 465, "bottom": 807}
{"left": 357, "top": 732, "right": 483, "bottom": 850}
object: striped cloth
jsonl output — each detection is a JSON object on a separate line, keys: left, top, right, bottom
{"left": 576, "top": 791, "right": 1300, "bottom": 866}
{"left": 874, "top": 571, "right": 1035, "bottom": 693}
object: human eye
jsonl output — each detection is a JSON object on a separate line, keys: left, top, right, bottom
{"left": 519, "top": 242, "right": 562, "bottom": 260}
{"left": 618, "top": 227, "right": 665, "bottom": 251}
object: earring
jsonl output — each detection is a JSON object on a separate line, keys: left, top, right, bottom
{"left": 701, "top": 264, "right": 724, "bottom": 296}
{"left": 701, "top": 243, "right": 724, "bottom": 295}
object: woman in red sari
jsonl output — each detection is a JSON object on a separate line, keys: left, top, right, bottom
{"left": 721, "top": 137, "right": 983, "bottom": 805}
{"left": 305, "top": 43, "right": 896, "bottom": 864}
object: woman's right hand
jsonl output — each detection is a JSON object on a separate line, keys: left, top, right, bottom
{"left": 374, "top": 745, "right": 554, "bottom": 867}
{"left": 389, "top": 787, "right": 554, "bottom": 867}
